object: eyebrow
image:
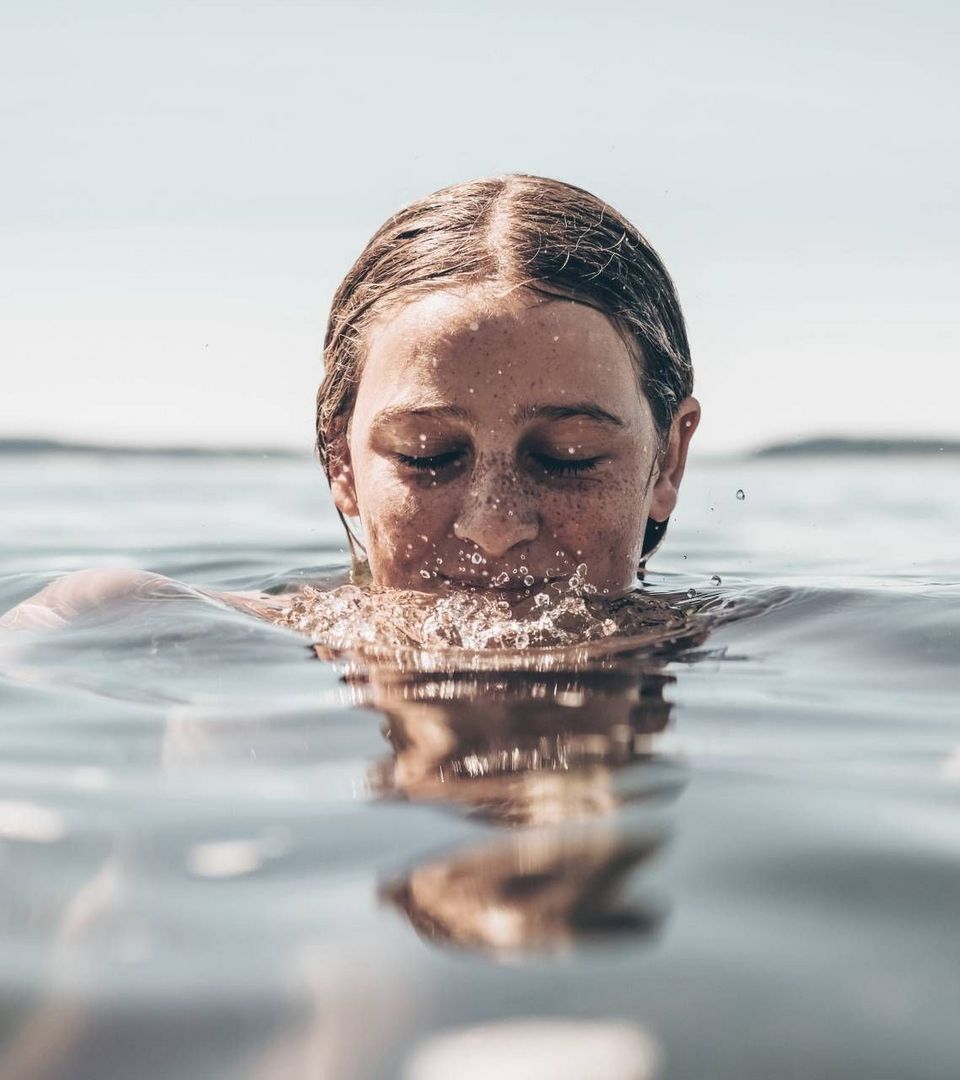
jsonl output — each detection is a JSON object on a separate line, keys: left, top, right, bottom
{"left": 369, "top": 401, "right": 626, "bottom": 431}
{"left": 515, "top": 402, "right": 626, "bottom": 428}
{"left": 369, "top": 404, "right": 473, "bottom": 430}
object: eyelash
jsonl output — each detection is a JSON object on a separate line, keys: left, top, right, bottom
{"left": 396, "top": 451, "right": 465, "bottom": 473}
{"left": 394, "top": 451, "right": 602, "bottom": 476}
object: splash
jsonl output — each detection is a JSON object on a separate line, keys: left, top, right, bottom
{"left": 268, "top": 574, "right": 699, "bottom": 666}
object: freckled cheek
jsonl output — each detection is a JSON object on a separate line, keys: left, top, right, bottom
{"left": 359, "top": 470, "right": 459, "bottom": 573}
{"left": 539, "top": 479, "right": 645, "bottom": 568}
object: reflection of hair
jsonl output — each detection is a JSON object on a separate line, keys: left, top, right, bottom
{"left": 316, "top": 174, "right": 693, "bottom": 468}
{"left": 380, "top": 832, "right": 666, "bottom": 955}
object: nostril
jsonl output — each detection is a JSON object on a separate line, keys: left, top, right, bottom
{"left": 453, "top": 512, "right": 539, "bottom": 559}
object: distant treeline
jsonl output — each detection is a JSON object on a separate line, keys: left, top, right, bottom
{"left": 754, "top": 437, "right": 960, "bottom": 457}
{"left": 0, "top": 438, "right": 305, "bottom": 459}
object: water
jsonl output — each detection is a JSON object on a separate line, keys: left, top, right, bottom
{"left": 1, "top": 447, "right": 959, "bottom": 1079}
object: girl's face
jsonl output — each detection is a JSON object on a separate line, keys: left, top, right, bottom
{"left": 330, "top": 287, "right": 699, "bottom": 598}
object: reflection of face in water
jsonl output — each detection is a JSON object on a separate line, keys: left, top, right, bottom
{"left": 366, "top": 662, "right": 685, "bottom": 955}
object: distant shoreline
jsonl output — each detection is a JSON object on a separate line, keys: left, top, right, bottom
{"left": 1, "top": 435, "right": 957, "bottom": 460}
{"left": 752, "top": 437, "right": 960, "bottom": 457}
{"left": 0, "top": 438, "right": 307, "bottom": 459}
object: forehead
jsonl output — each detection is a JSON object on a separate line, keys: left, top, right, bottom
{"left": 355, "top": 287, "right": 643, "bottom": 421}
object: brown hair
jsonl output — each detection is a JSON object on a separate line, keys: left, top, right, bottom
{"left": 316, "top": 174, "right": 694, "bottom": 558}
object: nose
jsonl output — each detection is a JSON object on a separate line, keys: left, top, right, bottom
{"left": 452, "top": 458, "right": 539, "bottom": 558}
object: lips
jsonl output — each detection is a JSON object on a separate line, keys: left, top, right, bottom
{"left": 437, "top": 573, "right": 562, "bottom": 591}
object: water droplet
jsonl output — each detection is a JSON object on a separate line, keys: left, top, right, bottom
{"left": 470, "top": 552, "right": 483, "bottom": 565}
{"left": 567, "top": 446, "right": 575, "bottom": 454}
{"left": 711, "top": 574, "right": 722, "bottom": 585}
{"left": 523, "top": 574, "right": 535, "bottom": 587}
{"left": 534, "top": 592, "right": 551, "bottom": 607}
{"left": 576, "top": 563, "right": 588, "bottom": 576}
{"left": 519, "top": 565, "right": 528, "bottom": 575}
{"left": 686, "top": 588, "right": 697, "bottom": 598}
{"left": 492, "top": 571, "right": 510, "bottom": 586}
{"left": 419, "top": 570, "right": 431, "bottom": 579}
{"left": 469, "top": 321, "right": 479, "bottom": 331}
{"left": 418, "top": 433, "right": 427, "bottom": 443}
{"left": 736, "top": 488, "right": 745, "bottom": 501}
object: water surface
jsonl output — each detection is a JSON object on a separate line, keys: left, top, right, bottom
{"left": 1, "top": 448, "right": 958, "bottom": 1079}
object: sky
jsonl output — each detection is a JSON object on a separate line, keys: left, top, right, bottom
{"left": 1, "top": 0, "right": 957, "bottom": 455}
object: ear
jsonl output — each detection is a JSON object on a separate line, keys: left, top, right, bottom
{"left": 327, "top": 421, "right": 360, "bottom": 519}
{"left": 647, "top": 396, "right": 701, "bottom": 522}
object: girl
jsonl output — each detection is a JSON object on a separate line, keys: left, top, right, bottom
{"left": 1, "top": 175, "right": 699, "bottom": 637}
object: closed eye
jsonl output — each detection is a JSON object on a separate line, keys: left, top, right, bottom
{"left": 532, "top": 453, "right": 603, "bottom": 476}
{"left": 395, "top": 450, "right": 466, "bottom": 473}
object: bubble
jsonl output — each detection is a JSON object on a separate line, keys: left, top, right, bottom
{"left": 686, "top": 588, "right": 697, "bottom": 598}
{"left": 492, "top": 571, "right": 510, "bottom": 586}
{"left": 418, "top": 433, "right": 427, "bottom": 443}
{"left": 470, "top": 552, "right": 483, "bottom": 565}
{"left": 711, "top": 574, "right": 722, "bottom": 585}
{"left": 576, "top": 563, "right": 588, "bottom": 576}
{"left": 567, "top": 447, "right": 575, "bottom": 454}
{"left": 523, "top": 574, "right": 535, "bottom": 587}
{"left": 419, "top": 570, "right": 431, "bottom": 579}
{"left": 534, "top": 592, "right": 551, "bottom": 607}
{"left": 736, "top": 489, "right": 745, "bottom": 501}
{"left": 519, "top": 565, "right": 528, "bottom": 575}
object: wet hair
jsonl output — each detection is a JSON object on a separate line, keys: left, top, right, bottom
{"left": 316, "top": 174, "right": 694, "bottom": 559}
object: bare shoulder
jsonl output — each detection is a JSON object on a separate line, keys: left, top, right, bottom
{"left": 0, "top": 569, "right": 288, "bottom": 632}
{"left": 0, "top": 569, "right": 167, "bottom": 631}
